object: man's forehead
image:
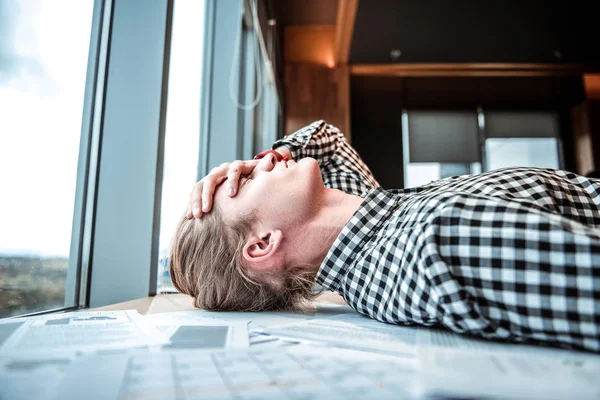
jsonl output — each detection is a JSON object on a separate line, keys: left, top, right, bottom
{"left": 212, "top": 183, "right": 229, "bottom": 206}
{"left": 215, "top": 182, "right": 227, "bottom": 194}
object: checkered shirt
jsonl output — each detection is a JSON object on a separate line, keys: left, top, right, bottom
{"left": 274, "top": 120, "right": 600, "bottom": 352}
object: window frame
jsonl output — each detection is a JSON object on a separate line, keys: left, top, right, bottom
{"left": 63, "top": 0, "right": 113, "bottom": 311}
{"left": 238, "top": 24, "right": 257, "bottom": 161}
{"left": 5, "top": 0, "right": 109, "bottom": 319}
{"left": 198, "top": 0, "right": 246, "bottom": 177}
{"left": 402, "top": 107, "right": 564, "bottom": 188}
{"left": 479, "top": 110, "right": 564, "bottom": 172}
{"left": 199, "top": 0, "right": 281, "bottom": 178}
{"left": 5, "top": 0, "right": 284, "bottom": 316}
{"left": 86, "top": 0, "right": 175, "bottom": 307}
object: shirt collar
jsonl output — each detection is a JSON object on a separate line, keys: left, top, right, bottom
{"left": 315, "top": 187, "right": 401, "bottom": 291}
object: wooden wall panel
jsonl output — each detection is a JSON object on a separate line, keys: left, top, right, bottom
{"left": 334, "top": 0, "right": 359, "bottom": 65}
{"left": 571, "top": 101, "right": 600, "bottom": 175}
{"left": 284, "top": 26, "right": 335, "bottom": 66}
{"left": 584, "top": 74, "right": 600, "bottom": 100}
{"left": 284, "top": 63, "right": 351, "bottom": 140}
{"left": 572, "top": 102, "right": 594, "bottom": 175}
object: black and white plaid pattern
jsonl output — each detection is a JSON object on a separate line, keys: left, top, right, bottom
{"left": 273, "top": 121, "right": 380, "bottom": 196}
{"left": 275, "top": 121, "right": 600, "bottom": 352}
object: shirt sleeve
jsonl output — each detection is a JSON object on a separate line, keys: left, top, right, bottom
{"left": 272, "top": 120, "right": 380, "bottom": 197}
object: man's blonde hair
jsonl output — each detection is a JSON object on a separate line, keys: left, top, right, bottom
{"left": 168, "top": 207, "right": 317, "bottom": 311}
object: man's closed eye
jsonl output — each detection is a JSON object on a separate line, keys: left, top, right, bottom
{"left": 240, "top": 176, "right": 251, "bottom": 189}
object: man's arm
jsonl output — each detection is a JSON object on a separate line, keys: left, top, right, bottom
{"left": 272, "top": 121, "right": 380, "bottom": 196}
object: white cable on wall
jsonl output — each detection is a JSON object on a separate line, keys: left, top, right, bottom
{"left": 228, "top": 0, "right": 276, "bottom": 110}
{"left": 250, "top": 0, "right": 274, "bottom": 85}
{"left": 229, "top": 0, "right": 261, "bottom": 110}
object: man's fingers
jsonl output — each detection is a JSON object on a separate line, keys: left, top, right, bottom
{"left": 187, "top": 160, "right": 259, "bottom": 218}
{"left": 189, "top": 181, "right": 204, "bottom": 218}
{"left": 228, "top": 160, "right": 260, "bottom": 196}
{"left": 242, "top": 159, "right": 260, "bottom": 174}
{"left": 226, "top": 161, "right": 245, "bottom": 196}
{"left": 200, "top": 177, "right": 217, "bottom": 213}
{"left": 188, "top": 208, "right": 203, "bottom": 219}
{"left": 200, "top": 175, "right": 227, "bottom": 214}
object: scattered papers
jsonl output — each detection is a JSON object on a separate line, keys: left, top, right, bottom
{"left": 167, "top": 303, "right": 356, "bottom": 330}
{"left": 0, "top": 310, "right": 248, "bottom": 400}
{"left": 418, "top": 347, "right": 600, "bottom": 400}
{"left": 249, "top": 331, "right": 306, "bottom": 349}
{"left": 261, "top": 312, "right": 419, "bottom": 357}
{"left": 54, "top": 346, "right": 418, "bottom": 400}
{"left": 142, "top": 313, "right": 249, "bottom": 349}
{"left": 0, "top": 318, "right": 28, "bottom": 348}
{"left": 419, "top": 327, "right": 598, "bottom": 359}
{"left": 3, "top": 298, "right": 600, "bottom": 400}
{"left": 0, "top": 352, "right": 78, "bottom": 400}
{"left": 0, "top": 310, "right": 167, "bottom": 355}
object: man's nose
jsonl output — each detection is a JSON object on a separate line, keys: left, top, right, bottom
{"left": 257, "top": 153, "right": 277, "bottom": 172}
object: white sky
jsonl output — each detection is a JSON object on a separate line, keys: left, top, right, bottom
{"left": 0, "top": 0, "right": 204, "bottom": 257}
{"left": 0, "top": 0, "right": 93, "bottom": 256}
{"left": 159, "top": 0, "right": 204, "bottom": 255}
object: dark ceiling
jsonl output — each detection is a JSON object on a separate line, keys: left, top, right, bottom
{"left": 351, "top": 76, "right": 586, "bottom": 110}
{"left": 349, "top": 0, "right": 598, "bottom": 64}
{"left": 270, "top": 0, "right": 337, "bottom": 27}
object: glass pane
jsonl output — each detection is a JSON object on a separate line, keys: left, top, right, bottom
{"left": 405, "top": 163, "right": 482, "bottom": 188}
{"left": 405, "top": 163, "right": 441, "bottom": 187}
{"left": 406, "top": 111, "right": 480, "bottom": 163}
{"left": 0, "top": 1, "right": 94, "bottom": 317}
{"left": 486, "top": 138, "right": 560, "bottom": 171}
{"left": 158, "top": 0, "right": 205, "bottom": 292}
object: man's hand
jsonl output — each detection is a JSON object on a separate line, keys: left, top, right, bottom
{"left": 186, "top": 159, "right": 260, "bottom": 219}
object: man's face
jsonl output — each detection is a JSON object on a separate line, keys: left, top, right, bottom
{"left": 213, "top": 156, "right": 325, "bottom": 227}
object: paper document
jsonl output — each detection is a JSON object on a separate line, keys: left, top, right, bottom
{"left": 262, "top": 312, "right": 418, "bottom": 357}
{"left": 0, "top": 352, "right": 78, "bottom": 400}
{"left": 54, "top": 346, "right": 418, "bottom": 400}
{"left": 419, "top": 327, "right": 599, "bottom": 359}
{"left": 0, "top": 318, "right": 28, "bottom": 348}
{"left": 418, "top": 347, "right": 600, "bottom": 400}
{"left": 248, "top": 331, "right": 313, "bottom": 349}
{"left": 0, "top": 310, "right": 167, "bottom": 355}
{"left": 167, "top": 303, "right": 355, "bottom": 330}
{"left": 143, "top": 313, "right": 249, "bottom": 349}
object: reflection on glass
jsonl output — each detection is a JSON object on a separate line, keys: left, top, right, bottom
{"left": 405, "top": 163, "right": 482, "bottom": 188}
{"left": 0, "top": 0, "right": 94, "bottom": 317}
{"left": 158, "top": 0, "right": 205, "bottom": 292}
{"left": 486, "top": 138, "right": 560, "bottom": 171}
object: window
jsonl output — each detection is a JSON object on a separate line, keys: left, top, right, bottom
{"left": 405, "top": 163, "right": 482, "bottom": 188}
{"left": 484, "top": 111, "right": 560, "bottom": 170}
{"left": 239, "top": 25, "right": 258, "bottom": 160}
{"left": 0, "top": 0, "right": 94, "bottom": 317}
{"left": 402, "top": 110, "right": 561, "bottom": 188}
{"left": 403, "top": 111, "right": 482, "bottom": 187}
{"left": 156, "top": 0, "right": 280, "bottom": 294}
{"left": 486, "top": 138, "right": 560, "bottom": 170}
{"left": 254, "top": 30, "right": 281, "bottom": 151}
{"left": 157, "top": 0, "right": 206, "bottom": 292}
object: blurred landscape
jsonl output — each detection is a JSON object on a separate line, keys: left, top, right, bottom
{"left": 0, "top": 251, "right": 175, "bottom": 319}
{"left": 0, "top": 255, "right": 67, "bottom": 318}
{"left": 158, "top": 250, "right": 176, "bottom": 293}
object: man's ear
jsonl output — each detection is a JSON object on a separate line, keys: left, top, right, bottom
{"left": 242, "top": 229, "right": 283, "bottom": 272}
